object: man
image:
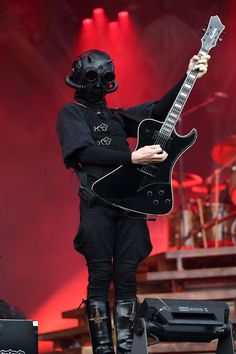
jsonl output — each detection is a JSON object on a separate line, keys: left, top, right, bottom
{"left": 57, "top": 49, "right": 209, "bottom": 354}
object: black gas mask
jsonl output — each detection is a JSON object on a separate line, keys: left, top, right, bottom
{"left": 65, "top": 49, "right": 118, "bottom": 103}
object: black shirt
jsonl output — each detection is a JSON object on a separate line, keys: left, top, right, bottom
{"left": 56, "top": 76, "right": 185, "bottom": 184}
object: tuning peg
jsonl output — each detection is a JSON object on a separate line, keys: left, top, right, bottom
{"left": 217, "top": 38, "right": 223, "bottom": 46}
{"left": 201, "top": 27, "right": 206, "bottom": 33}
{"left": 219, "top": 31, "right": 226, "bottom": 36}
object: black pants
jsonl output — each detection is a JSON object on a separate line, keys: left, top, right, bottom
{"left": 74, "top": 200, "right": 153, "bottom": 300}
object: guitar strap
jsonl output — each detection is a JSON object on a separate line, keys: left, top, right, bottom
{"left": 73, "top": 165, "right": 98, "bottom": 207}
{"left": 73, "top": 164, "right": 87, "bottom": 185}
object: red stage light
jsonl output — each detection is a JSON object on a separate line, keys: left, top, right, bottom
{"left": 82, "top": 18, "right": 93, "bottom": 26}
{"left": 118, "top": 11, "right": 129, "bottom": 19}
{"left": 93, "top": 8, "right": 104, "bottom": 16}
{"left": 93, "top": 7, "right": 106, "bottom": 29}
{"left": 109, "top": 21, "right": 119, "bottom": 28}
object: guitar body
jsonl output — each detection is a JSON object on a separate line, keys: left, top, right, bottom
{"left": 92, "top": 16, "right": 225, "bottom": 215}
{"left": 92, "top": 119, "right": 197, "bottom": 215}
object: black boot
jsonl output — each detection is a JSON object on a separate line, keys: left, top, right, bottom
{"left": 86, "top": 299, "right": 115, "bottom": 354}
{"left": 114, "top": 299, "right": 138, "bottom": 354}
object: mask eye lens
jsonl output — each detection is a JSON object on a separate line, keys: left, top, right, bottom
{"left": 85, "top": 70, "right": 98, "bottom": 82}
{"left": 103, "top": 71, "right": 115, "bottom": 83}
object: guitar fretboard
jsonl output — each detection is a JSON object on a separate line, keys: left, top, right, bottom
{"left": 159, "top": 49, "right": 208, "bottom": 138}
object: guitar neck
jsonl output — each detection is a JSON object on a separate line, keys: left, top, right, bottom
{"left": 159, "top": 48, "right": 209, "bottom": 138}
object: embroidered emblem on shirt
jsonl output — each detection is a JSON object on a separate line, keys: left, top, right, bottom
{"left": 89, "top": 305, "right": 108, "bottom": 330}
{"left": 97, "top": 136, "right": 112, "bottom": 145}
{"left": 93, "top": 123, "right": 108, "bottom": 132}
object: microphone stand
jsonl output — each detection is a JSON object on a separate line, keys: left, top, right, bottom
{"left": 181, "top": 92, "right": 227, "bottom": 117}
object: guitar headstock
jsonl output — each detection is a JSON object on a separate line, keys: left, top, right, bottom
{"left": 201, "top": 15, "right": 225, "bottom": 52}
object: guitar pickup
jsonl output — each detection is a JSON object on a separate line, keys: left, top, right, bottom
{"left": 149, "top": 164, "right": 159, "bottom": 170}
{"left": 152, "top": 130, "right": 159, "bottom": 139}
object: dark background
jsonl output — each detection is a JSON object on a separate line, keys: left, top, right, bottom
{"left": 0, "top": 0, "right": 235, "bottom": 347}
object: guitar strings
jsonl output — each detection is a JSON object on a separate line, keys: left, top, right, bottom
{"left": 141, "top": 31, "right": 221, "bottom": 177}
{"left": 142, "top": 132, "right": 168, "bottom": 175}
{"left": 142, "top": 109, "right": 174, "bottom": 175}
{"left": 142, "top": 63, "right": 199, "bottom": 176}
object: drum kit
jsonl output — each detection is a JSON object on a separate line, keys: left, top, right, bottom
{"left": 169, "top": 134, "right": 236, "bottom": 249}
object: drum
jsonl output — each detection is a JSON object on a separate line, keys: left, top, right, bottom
{"left": 198, "top": 203, "right": 235, "bottom": 247}
{"left": 168, "top": 209, "right": 199, "bottom": 249}
{"left": 229, "top": 166, "right": 236, "bottom": 205}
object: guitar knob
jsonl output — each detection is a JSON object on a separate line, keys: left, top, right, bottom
{"left": 145, "top": 129, "right": 150, "bottom": 134}
{"left": 164, "top": 199, "right": 171, "bottom": 204}
{"left": 159, "top": 190, "right": 164, "bottom": 196}
{"left": 147, "top": 191, "right": 153, "bottom": 197}
{"left": 153, "top": 199, "right": 159, "bottom": 205}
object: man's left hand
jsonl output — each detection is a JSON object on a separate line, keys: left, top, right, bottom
{"left": 187, "top": 54, "right": 211, "bottom": 78}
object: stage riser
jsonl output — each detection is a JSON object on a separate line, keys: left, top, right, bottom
{"left": 40, "top": 247, "right": 236, "bottom": 354}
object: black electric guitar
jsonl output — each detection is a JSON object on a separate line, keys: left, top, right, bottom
{"left": 92, "top": 15, "right": 225, "bottom": 216}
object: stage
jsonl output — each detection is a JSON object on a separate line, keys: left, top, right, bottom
{"left": 0, "top": 0, "right": 236, "bottom": 353}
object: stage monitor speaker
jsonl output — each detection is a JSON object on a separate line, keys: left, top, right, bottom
{"left": 131, "top": 298, "right": 235, "bottom": 354}
{"left": 0, "top": 319, "right": 38, "bottom": 354}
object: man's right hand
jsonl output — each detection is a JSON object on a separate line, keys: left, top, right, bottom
{"left": 131, "top": 145, "right": 168, "bottom": 165}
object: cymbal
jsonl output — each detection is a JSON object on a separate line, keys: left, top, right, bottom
{"left": 192, "top": 183, "right": 226, "bottom": 194}
{"left": 172, "top": 172, "right": 203, "bottom": 188}
{"left": 212, "top": 134, "right": 236, "bottom": 165}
